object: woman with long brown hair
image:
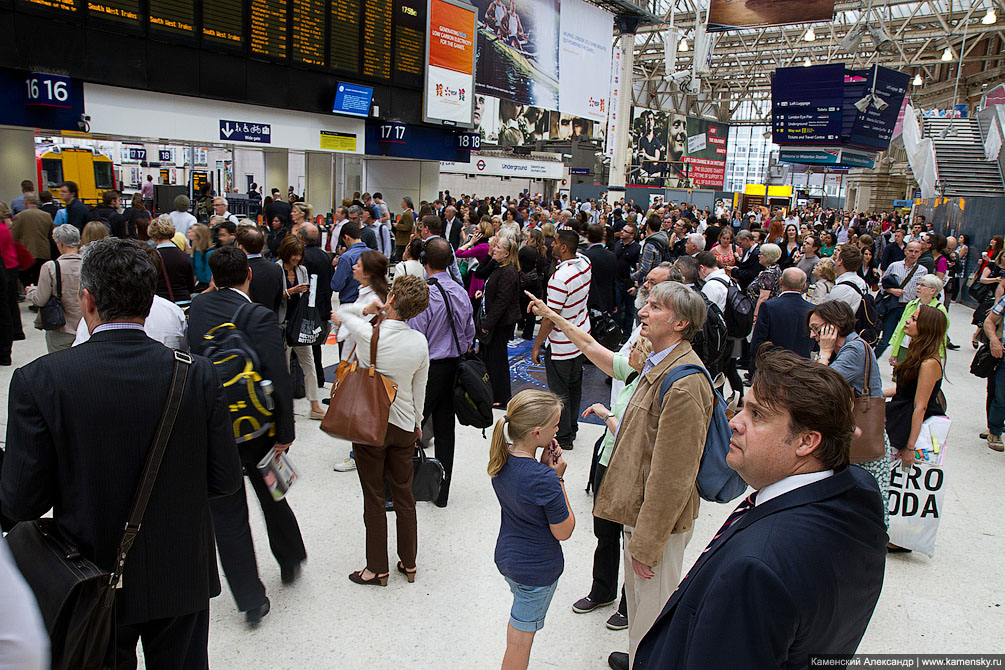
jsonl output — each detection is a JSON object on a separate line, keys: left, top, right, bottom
{"left": 277, "top": 235, "right": 326, "bottom": 420}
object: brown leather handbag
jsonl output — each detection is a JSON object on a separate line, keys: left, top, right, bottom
{"left": 321, "top": 317, "right": 398, "bottom": 446}
{"left": 850, "top": 340, "right": 887, "bottom": 463}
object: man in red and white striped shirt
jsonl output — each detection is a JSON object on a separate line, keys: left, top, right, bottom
{"left": 532, "top": 229, "right": 592, "bottom": 449}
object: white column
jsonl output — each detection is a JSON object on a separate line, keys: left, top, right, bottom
{"left": 305, "top": 151, "right": 334, "bottom": 217}
{"left": 607, "top": 31, "right": 635, "bottom": 202}
{"left": 264, "top": 149, "right": 289, "bottom": 200}
{"left": 0, "top": 128, "right": 37, "bottom": 197}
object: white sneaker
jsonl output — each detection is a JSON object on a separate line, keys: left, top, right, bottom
{"left": 333, "top": 456, "right": 357, "bottom": 472}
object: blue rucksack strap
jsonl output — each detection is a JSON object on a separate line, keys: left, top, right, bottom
{"left": 658, "top": 364, "right": 714, "bottom": 406}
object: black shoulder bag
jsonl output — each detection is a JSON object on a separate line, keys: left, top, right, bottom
{"left": 39, "top": 259, "right": 67, "bottom": 331}
{"left": 4, "top": 351, "right": 193, "bottom": 670}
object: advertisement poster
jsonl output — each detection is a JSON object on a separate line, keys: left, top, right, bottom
{"left": 424, "top": 0, "right": 478, "bottom": 128}
{"left": 558, "top": 0, "right": 613, "bottom": 123}
{"left": 628, "top": 106, "right": 728, "bottom": 189}
{"left": 678, "top": 116, "right": 729, "bottom": 189}
{"left": 606, "top": 46, "right": 622, "bottom": 159}
{"left": 628, "top": 106, "right": 669, "bottom": 187}
{"left": 473, "top": 0, "right": 560, "bottom": 109}
{"left": 708, "top": 0, "right": 834, "bottom": 31}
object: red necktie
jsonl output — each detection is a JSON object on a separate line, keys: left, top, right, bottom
{"left": 675, "top": 492, "right": 757, "bottom": 593}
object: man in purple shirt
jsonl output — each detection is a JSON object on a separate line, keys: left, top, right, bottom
{"left": 408, "top": 238, "right": 475, "bottom": 508}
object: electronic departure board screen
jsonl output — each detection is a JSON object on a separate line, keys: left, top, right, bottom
{"left": 16, "top": 0, "right": 79, "bottom": 16}
{"left": 330, "top": 0, "right": 361, "bottom": 75}
{"left": 149, "top": 0, "right": 196, "bottom": 39}
{"left": 203, "top": 0, "right": 243, "bottom": 48}
{"left": 250, "top": 0, "right": 287, "bottom": 59}
{"left": 394, "top": 0, "right": 424, "bottom": 88}
{"left": 86, "top": 0, "right": 142, "bottom": 30}
{"left": 362, "top": 0, "right": 393, "bottom": 81}
{"left": 291, "top": 0, "right": 325, "bottom": 67}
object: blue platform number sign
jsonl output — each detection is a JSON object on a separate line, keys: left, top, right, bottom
{"left": 158, "top": 150, "right": 173, "bottom": 162}
{"left": 456, "top": 132, "right": 480, "bottom": 151}
{"left": 220, "top": 120, "right": 272, "bottom": 144}
{"left": 25, "top": 73, "right": 72, "bottom": 108}
{"left": 127, "top": 147, "right": 147, "bottom": 161}
{"left": 378, "top": 122, "right": 408, "bottom": 144}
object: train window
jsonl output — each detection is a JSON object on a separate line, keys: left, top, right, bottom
{"left": 41, "top": 159, "right": 63, "bottom": 189}
{"left": 94, "top": 162, "right": 114, "bottom": 190}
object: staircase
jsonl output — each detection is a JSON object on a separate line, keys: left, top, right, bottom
{"left": 924, "top": 117, "right": 1005, "bottom": 197}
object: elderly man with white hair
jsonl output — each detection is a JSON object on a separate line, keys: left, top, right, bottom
{"left": 212, "top": 197, "right": 240, "bottom": 226}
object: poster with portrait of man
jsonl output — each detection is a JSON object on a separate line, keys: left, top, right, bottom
{"left": 474, "top": 94, "right": 502, "bottom": 143}
{"left": 549, "top": 114, "right": 601, "bottom": 142}
{"left": 628, "top": 106, "right": 669, "bottom": 187}
{"left": 497, "top": 100, "right": 551, "bottom": 146}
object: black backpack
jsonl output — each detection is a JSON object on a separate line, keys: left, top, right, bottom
{"left": 709, "top": 276, "right": 755, "bottom": 338}
{"left": 429, "top": 278, "right": 494, "bottom": 430}
{"left": 836, "top": 280, "right": 881, "bottom": 347}
{"left": 691, "top": 293, "right": 730, "bottom": 377}
{"left": 201, "top": 303, "right": 277, "bottom": 443}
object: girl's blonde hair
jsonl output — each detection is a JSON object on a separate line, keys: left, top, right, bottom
{"left": 188, "top": 223, "right": 212, "bottom": 252}
{"left": 487, "top": 389, "right": 564, "bottom": 477}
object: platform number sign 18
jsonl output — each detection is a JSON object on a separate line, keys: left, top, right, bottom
{"left": 25, "top": 73, "right": 72, "bottom": 108}
{"left": 457, "top": 133, "right": 481, "bottom": 151}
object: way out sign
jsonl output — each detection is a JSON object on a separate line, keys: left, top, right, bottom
{"left": 219, "top": 120, "right": 271, "bottom": 143}
{"left": 887, "top": 462, "right": 946, "bottom": 557}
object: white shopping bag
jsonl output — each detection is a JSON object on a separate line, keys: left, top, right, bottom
{"left": 887, "top": 416, "right": 950, "bottom": 557}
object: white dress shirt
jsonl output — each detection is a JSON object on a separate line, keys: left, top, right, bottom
{"left": 755, "top": 470, "right": 834, "bottom": 507}
{"left": 0, "top": 542, "right": 49, "bottom": 670}
{"left": 701, "top": 268, "right": 730, "bottom": 312}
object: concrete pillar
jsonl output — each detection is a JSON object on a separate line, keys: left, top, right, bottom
{"left": 264, "top": 148, "right": 289, "bottom": 200}
{"left": 305, "top": 151, "right": 334, "bottom": 217}
{"left": 607, "top": 32, "right": 635, "bottom": 204}
{"left": 0, "top": 128, "right": 37, "bottom": 199}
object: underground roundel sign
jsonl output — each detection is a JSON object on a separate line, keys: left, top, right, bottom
{"left": 476, "top": 159, "right": 486, "bottom": 171}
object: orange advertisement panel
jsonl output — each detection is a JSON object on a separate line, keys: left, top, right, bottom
{"left": 429, "top": 0, "right": 476, "bottom": 74}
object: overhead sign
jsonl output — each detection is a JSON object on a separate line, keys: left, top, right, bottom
{"left": 332, "top": 82, "right": 373, "bottom": 118}
{"left": 772, "top": 64, "right": 844, "bottom": 145}
{"left": 320, "top": 130, "right": 358, "bottom": 152}
{"left": 158, "top": 149, "right": 173, "bottom": 162}
{"left": 709, "top": 0, "right": 835, "bottom": 31}
{"left": 570, "top": 167, "right": 591, "bottom": 175}
{"left": 424, "top": 0, "right": 477, "bottom": 128}
{"left": 219, "top": 120, "right": 271, "bottom": 143}
{"left": 366, "top": 121, "right": 470, "bottom": 161}
{"left": 125, "top": 147, "right": 147, "bottom": 161}
{"left": 440, "top": 156, "right": 563, "bottom": 179}
{"left": 846, "top": 66, "right": 911, "bottom": 151}
{"left": 777, "top": 147, "right": 875, "bottom": 169}
{"left": 457, "top": 132, "right": 481, "bottom": 151}
{"left": 25, "top": 72, "right": 72, "bottom": 108}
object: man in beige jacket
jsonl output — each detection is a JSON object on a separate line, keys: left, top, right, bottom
{"left": 594, "top": 281, "right": 715, "bottom": 670}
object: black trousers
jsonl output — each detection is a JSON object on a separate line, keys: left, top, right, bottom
{"left": 544, "top": 349, "right": 584, "bottom": 445}
{"left": 590, "top": 462, "right": 623, "bottom": 604}
{"left": 480, "top": 323, "right": 515, "bottom": 404}
{"left": 312, "top": 342, "right": 325, "bottom": 388}
{"left": 0, "top": 263, "right": 13, "bottom": 361}
{"left": 425, "top": 357, "right": 460, "bottom": 505}
{"left": 20, "top": 258, "right": 45, "bottom": 289}
{"left": 211, "top": 437, "right": 307, "bottom": 611}
{"left": 4, "top": 264, "right": 23, "bottom": 340}
{"left": 114, "top": 608, "right": 209, "bottom": 670}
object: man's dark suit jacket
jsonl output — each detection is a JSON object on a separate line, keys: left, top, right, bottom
{"left": 265, "top": 199, "right": 292, "bottom": 226}
{"left": 442, "top": 216, "right": 463, "bottom": 249}
{"left": 732, "top": 243, "right": 761, "bottom": 290}
{"left": 584, "top": 243, "right": 617, "bottom": 312}
{"left": 0, "top": 329, "right": 243, "bottom": 624}
{"left": 635, "top": 466, "right": 887, "bottom": 670}
{"left": 749, "top": 291, "right": 814, "bottom": 375}
{"left": 248, "top": 255, "right": 284, "bottom": 314}
{"left": 302, "top": 245, "right": 333, "bottom": 320}
{"left": 187, "top": 287, "right": 295, "bottom": 445}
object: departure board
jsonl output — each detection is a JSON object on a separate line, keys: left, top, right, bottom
{"left": 291, "top": 0, "right": 325, "bottom": 67}
{"left": 393, "top": 0, "right": 424, "bottom": 88}
{"left": 203, "top": 0, "right": 243, "bottom": 47}
{"left": 149, "top": 0, "right": 195, "bottom": 38}
{"left": 249, "top": 0, "right": 286, "bottom": 59}
{"left": 86, "top": 0, "right": 141, "bottom": 28}
{"left": 330, "top": 0, "right": 360, "bottom": 75}
{"left": 16, "top": 0, "right": 79, "bottom": 15}
{"left": 362, "top": 0, "right": 392, "bottom": 81}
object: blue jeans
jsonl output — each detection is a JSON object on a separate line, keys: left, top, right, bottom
{"left": 505, "top": 576, "right": 559, "bottom": 632}
{"left": 988, "top": 364, "right": 1005, "bottom": 436}
{"left": 874, "top": 302, "right": 905, "bottom": 358}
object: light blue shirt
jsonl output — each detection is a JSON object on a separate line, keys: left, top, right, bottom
{"left": 642, "top": 341, "right": 680, "bottom": 375}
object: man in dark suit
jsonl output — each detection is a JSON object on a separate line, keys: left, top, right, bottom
{"left": 0, "top": 238, "right": 243, "bottom": 668}
{"left": 187, "top": 246, "right": 307, "bottom": 624}
{"left": 749, "top": 268, "right": 814, "bottom": 377}
{"left": 441, "top": 205, "right": 463, "bottom": 249}
{"left": 730, "top": 229, "right": 761, "bottom": 291}
{"left": 614, "top": 222, "right": 641, "bottom": 340}
{"left": 298, "top": 222, "right": 333, "bottom": 389}
{"left": 265, "top": 190, "right": 292, "bottom": 227}
{"left": 584, "top": 224, "right": 617, "bottom": 313}
{"left": 633, "top": 348, "right": 887, "bottom": 670}
{"left": 237, "top": 227, "right": 284, "bottom": 314}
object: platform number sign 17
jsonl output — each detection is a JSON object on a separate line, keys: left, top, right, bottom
{"left": 25, "top": 73, "right": 72, "bottom": 108}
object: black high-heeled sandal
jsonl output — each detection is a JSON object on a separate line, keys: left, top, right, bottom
{"left": 397, "top": 561, "right": 416, "bottom": 583}
{"left": 349, "top": 570, "right": 388, "bottom": 586}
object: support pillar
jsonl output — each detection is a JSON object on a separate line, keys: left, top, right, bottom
{"left": 305, "top": 151, "right": 334, "bottom": 217}
{"left": 0, "top": 128, "right": 37, "bottom": 197}
{"left": 607, "top": 31, "right": 635, "bottom": 204}
{"left": 264, "top": 148, "right": 289, "bottom": 201}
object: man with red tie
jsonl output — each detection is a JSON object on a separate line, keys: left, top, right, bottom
{"left": 634, "top": 348, "right": 888, "bottom": 670}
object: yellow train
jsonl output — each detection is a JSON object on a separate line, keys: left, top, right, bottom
{"left": 37, "top": 145, "right": 115, "bottom": 206}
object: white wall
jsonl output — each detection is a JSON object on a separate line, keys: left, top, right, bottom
{"left": 438, "top": 172, "right": 536, "bottom": 199}
{"left": 363, "top": 158, "right": 440, "bottom": 213}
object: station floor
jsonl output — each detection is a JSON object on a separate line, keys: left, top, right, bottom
{"left": 1, "top": 299, "right": 1003, "bottom": 668}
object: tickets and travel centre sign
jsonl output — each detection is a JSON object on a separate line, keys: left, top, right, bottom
{"left": 440, "top": 156, "right": 563, "bottom": 179}
{"left": 423, "top": 0, "right": 477, "bottom": 128}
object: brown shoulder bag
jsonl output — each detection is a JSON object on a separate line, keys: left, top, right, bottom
{"left": 850, "top": 339, "right": 887, "bottom": 463}
{"left": 321, "top": 316, "right": 398, "bottom": 446}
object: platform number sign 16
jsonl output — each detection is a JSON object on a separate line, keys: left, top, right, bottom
{"left": 25, "top": 73, "right": 72, "bottom": 108}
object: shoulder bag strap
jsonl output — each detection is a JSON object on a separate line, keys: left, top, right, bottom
{"left": 369, "top": 314, "right": 382, "bottom": 374}
{"left": 108, "top": 350, "right": 192, "bottom": 600}
{"left": 860, "top": 339, "right": 874, "bottom": 399}
{"left": 897, "top": 264, "right": 918, "bottom": 291}
{"left": 429, "top": 278, "right": 462, "bottom": 356}
{"left": 53, "top": 257, "right": 62, "bottom": 304}
{"left": 157, "top": 249, "right": 175, "bottom": 303}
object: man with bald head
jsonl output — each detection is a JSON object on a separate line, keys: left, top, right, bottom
{"left": 749, "top": 267, "right": 814, "bottom": 376}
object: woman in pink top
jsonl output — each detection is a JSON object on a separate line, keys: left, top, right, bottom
{"left": 0, "top": 202, "right": 23, "bottom": 352}
{"left": 456, "top": 218, "right": 495, "bottom": 301}
{"left": 711, "top": 228, "right": 739, "bottom": 268}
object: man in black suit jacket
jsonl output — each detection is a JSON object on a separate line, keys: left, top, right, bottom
{"left": 584, "top": 223, "right": 616, "bottom": 312}
{"left": 730, "top": 230, "right": 761, "bottom": 290}
{"left": 299, "top": 222, "right": 333, "bottom": 388}
{"left": 633, "top": 349, "right": 886, "bottom": 670}
{"left": 0, "top": 238, "right": 243, "bottom": 668}
{"left": 749, "top": 268, "right": 814, "bottom": 376}
{"left": 265, "top": 194, "right": 292, "bottom": 227}
{"left": 237, "top": 227, "right": 284, "bottom": 314}
{"left": 441, "top": 205, "right": 463, "bottom": 249}
{"left": 187, "top": 246, "right": 307, "bottom": 624}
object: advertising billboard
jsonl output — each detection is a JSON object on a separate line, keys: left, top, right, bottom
{"left": 628, "top": 106, "right": 728, "bottom": 189}
{"left": 558, "top": 0, "right": 613, "bottom": 123}
{"left": 708, "top": 0, "right": 835, "bottom": 32}
{"left": 473, "top": 93, "right": 603, "bottom": 146}
{"left": 424, "top": 0, "right": 478, "bottom": 128}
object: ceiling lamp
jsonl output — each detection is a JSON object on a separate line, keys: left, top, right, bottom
{"left": 678, "top": 37, "right": 689, "bottom": 52}
{"left": 941, "top": 47, "right": 954, "bottom": 61}
{"left": 804, "top": 26, "right": 816, "bottom": 42}
{"left": 803, "top": 57, "right": 812, "bottom": 67}
{"left": 983, "top": 7, "right": 997, "bottom": 24}
{"left": 866, "top": 24, "right": 896, "bottom": 53}
{"left": 913, "top": 73, "right": 923, "bottom": 85}
{"left": 839, "top": 24, "right": 864, "bottom": 53}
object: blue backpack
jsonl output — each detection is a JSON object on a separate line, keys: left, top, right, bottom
{"left": 658, "top": 364, "right": 747, "bottom": 504}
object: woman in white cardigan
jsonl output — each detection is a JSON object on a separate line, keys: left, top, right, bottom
{"left": 331, "top": 274, "right": 430, "bottom": 587}
{"left": 277, "top": 235, "right": 325, "bottom": 419}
